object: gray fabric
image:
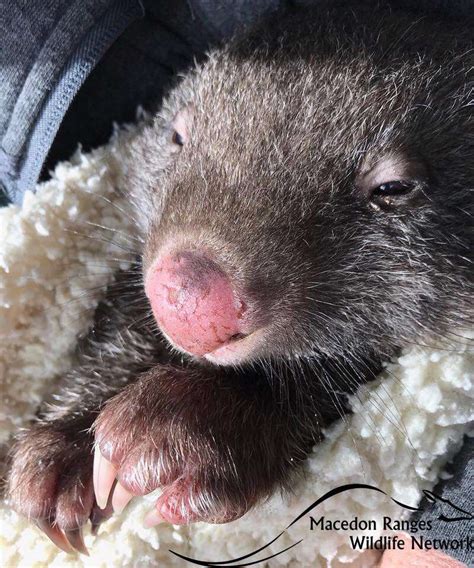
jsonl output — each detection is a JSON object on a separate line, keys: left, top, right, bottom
{"left": 0, "top": 0, "right": 143, "bottom": 204}
{"left": 412, "top": 435, "right": 473, "bottom": 565}
{"left": 0, "top": 1, "right": 66, "bottom": 137}
{"left": 15, "top": 0, "right": 143, "bottom": 201}
{"left": 3, "top": 1, "right": 110, "bottom": 157}
{"left": 191, "top": 0, "right": 283, "bottom": 40}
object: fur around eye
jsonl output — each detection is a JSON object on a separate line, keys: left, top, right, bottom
{"left": 170, "top": 105, "right": 194, "bottom": 150}
{"left": 356, "top": 155, "right": 427, "bottom": 209}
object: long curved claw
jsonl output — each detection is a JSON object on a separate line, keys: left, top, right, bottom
{"left": 64, "top": 527, "right": 89, "bottom": 556}
{"left": 90, "top": 498, "right": 114, "bottom": 535}
{"left": 93, "top": 445, "right": 117, "bottom": 510}
{"left": 111, "top": 481, "right": 134, "bottom": 514}
{"left": 144, "top": 508, "right": 165, "bottom": 527}
{"left": 36, "top": 519, "right": 74, "bottom": 554}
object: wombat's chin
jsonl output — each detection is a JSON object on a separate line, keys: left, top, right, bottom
{"left": 157, "top": 320, "right": 268, "bottom": 365}
{"left": 203, "top": 328, "right": 268, "bottom": 365}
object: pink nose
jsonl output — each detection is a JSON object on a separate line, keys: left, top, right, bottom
{"left": 145, "top": 251, "right": 246, "bottom": 356}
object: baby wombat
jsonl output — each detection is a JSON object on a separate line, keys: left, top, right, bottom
{"left": 7, "top": 0, "right": 472, "bottom": 554}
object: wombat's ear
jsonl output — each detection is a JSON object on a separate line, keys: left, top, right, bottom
{"left": 171, "top": 105, "right": 195, "bottom": 147}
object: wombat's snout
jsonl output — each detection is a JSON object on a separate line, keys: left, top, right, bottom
{"left": 145, "top": 251, "right": 252, "bottom": 361}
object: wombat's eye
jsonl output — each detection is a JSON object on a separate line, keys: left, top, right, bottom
{"left": 368, "top": 179, "right": 418, "bottom": 209}
{"left": 170, "top": 105, "right": 194, "bottom": 151}
{"left": 357, "top": 155, "right": 426, "bottom": 210}
{"left": 171, "top": 131, "right": 184, "bottom": 146}
{"left": 371, "top": 180, "right": 414, "bottom": 197}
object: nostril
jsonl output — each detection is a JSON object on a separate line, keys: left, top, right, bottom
{"left": 145, "top": 250, "right": 247, "bottom": 356}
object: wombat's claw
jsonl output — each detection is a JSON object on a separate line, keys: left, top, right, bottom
{"left": 111, "top": 480, "right": 134, "bottom": 513}
{"left": 36, "top": 520, "right": 90, "bottom": 555}
{"left": 144, "top": 508, "right": 165, "bottom": 527}
{"left": 8, "top": 425, "right": 98, "bottom": 554}
{"left": 144, "top": 481, "right": 201, "bottom": 526}
{"left": 89, "top": 500, "right": 114, "bottom": 534}
{"left": 64, "top": 527, "right": 89, "bottom": 556}
{"left": 93, "top": 446, "right": 135, "bottom": 515}
{"left": 93, "top": 443, "right": 198, "bottom": 526}
{"left": 36, "top": 519, "right": 74, "bottom": 554}
{"left": 93, "top": 446, "right": 117, "bottom": 509}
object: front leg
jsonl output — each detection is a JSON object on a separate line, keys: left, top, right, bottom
{"left": 93, "top": 360, "right": 346, "bottom": 525}
{"left": 7, "top": 352, "right": 151, "bottom": 553}
{"left": 7, "top": 279, "right": 162, "bottom": 552}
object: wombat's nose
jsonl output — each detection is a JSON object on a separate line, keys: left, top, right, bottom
{"left": 145, "top": 251, "right": 247, "bottom": 357}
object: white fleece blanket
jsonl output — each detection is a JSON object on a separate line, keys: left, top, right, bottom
{"left": 0, "top": 125, "right": 472, "bottom": 568}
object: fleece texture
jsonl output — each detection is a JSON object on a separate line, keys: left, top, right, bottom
{"left": 0, "top": 125, "right": 472, "bottom": 568}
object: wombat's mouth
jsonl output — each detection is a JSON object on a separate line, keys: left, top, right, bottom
{"left": 204, "top": 329, "right": 266, "bottom": 365}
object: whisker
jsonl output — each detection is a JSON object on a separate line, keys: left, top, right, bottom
{"left": 83, "top": 220, "right": 144, "bottom": 245}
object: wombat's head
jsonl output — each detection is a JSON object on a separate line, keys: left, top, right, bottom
{"left": 127, "top": 2, "right": 472, "bottom": 366}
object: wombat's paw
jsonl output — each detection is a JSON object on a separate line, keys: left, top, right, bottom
{"left": 7, "top": 423, "right": 110, "bottom": 554}
{"left": 93, "top": 367, "right": 265, "bottom": 526}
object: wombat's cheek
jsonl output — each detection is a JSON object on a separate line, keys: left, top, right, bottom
{"left": 145, "top": 249, "right": 264, "bottom": 364}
